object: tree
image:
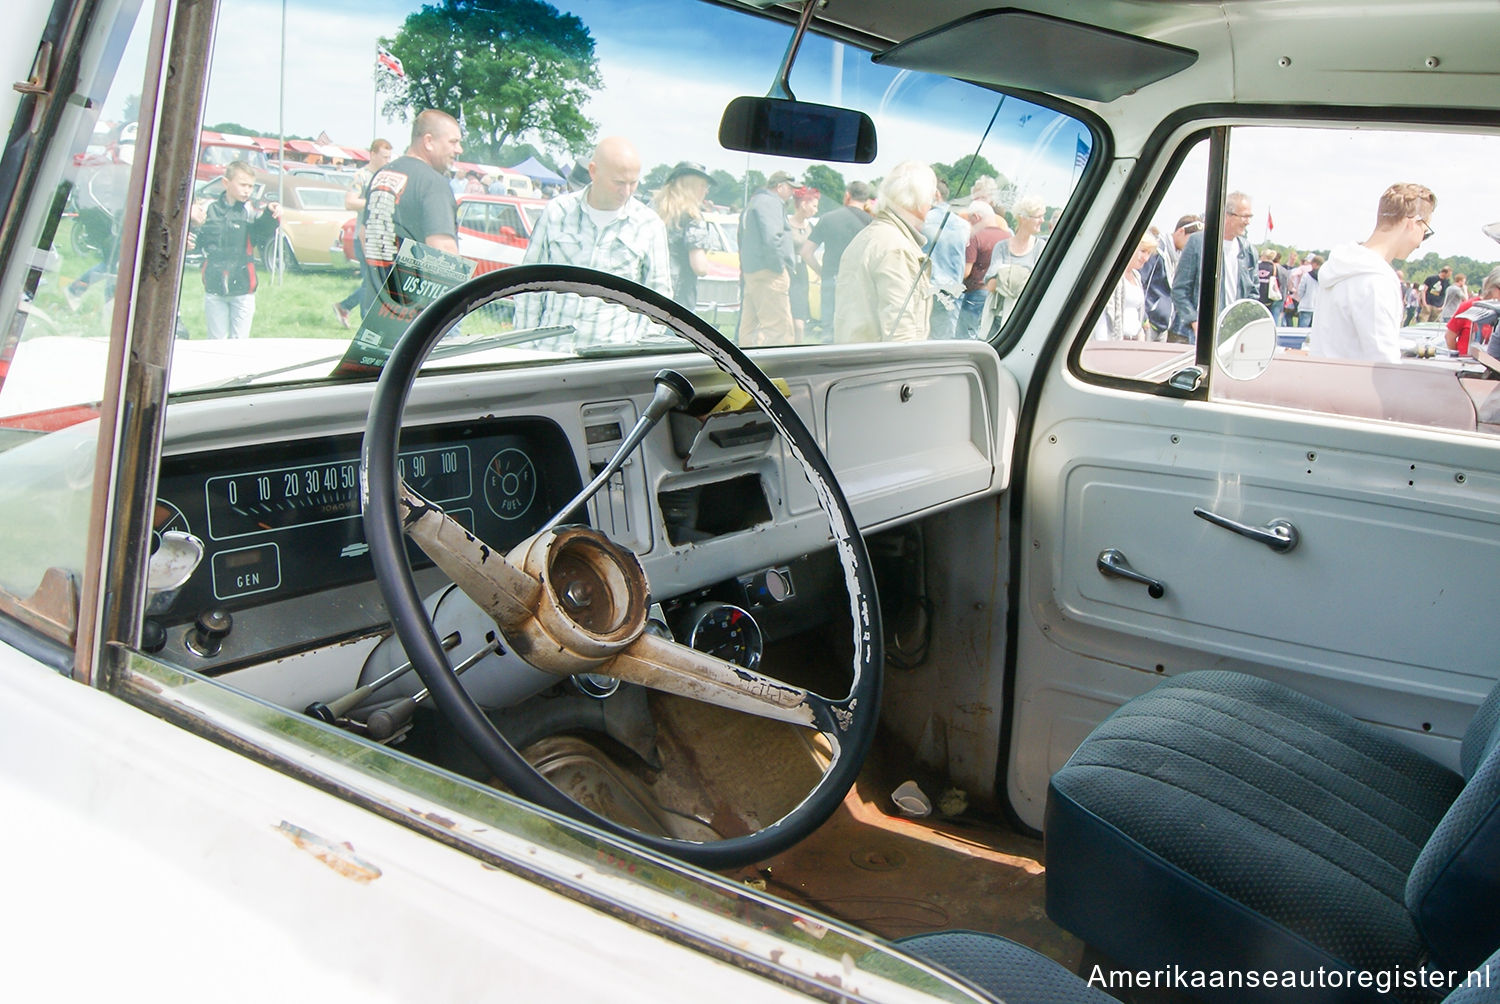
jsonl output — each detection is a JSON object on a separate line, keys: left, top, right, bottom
{"left": 642, "top": 163, "right": 674, "bottom": 192}
{"left": 378, "top": 0, "right": 602, "bottom": 163}
{"left": 707, "top": 169, "right": 741, "bottom": 210}
{"left": 802, "top": 164, "right": 846, "bottom": 210}
{"left": 933, "top": 154, "right": 1003, "bottom": 198}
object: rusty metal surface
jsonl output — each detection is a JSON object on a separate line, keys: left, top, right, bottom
{"left": 647, "top": 688, "right": 1081, "bottom": 971}
{"left": 729, "top": 764, "right": 1083, "bottom": 972}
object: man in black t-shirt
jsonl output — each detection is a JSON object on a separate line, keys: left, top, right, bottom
{"left": 800, "top": 180, "right": 873, "bottom": 335}
{"left": 1420, "top": 265, "right": 1451, "bottom": 323}
{"left": 360, "top": 110, "right": 463, "bottom": 292}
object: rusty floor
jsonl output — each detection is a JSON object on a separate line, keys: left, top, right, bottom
{"left": 720, "top": 757, "right": 1082, "bottom": 973}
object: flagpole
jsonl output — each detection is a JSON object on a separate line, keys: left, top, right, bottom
{"left": 273, "top": 0, "right": 286, "bottom": 284}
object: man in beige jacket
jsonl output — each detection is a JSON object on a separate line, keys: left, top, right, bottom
{"left": 833, "top": 161, "right": 937, "bottom": 343}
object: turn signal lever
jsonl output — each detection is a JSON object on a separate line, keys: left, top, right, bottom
{"left": 539, "top": 369, "right": 694, "bottom": 534}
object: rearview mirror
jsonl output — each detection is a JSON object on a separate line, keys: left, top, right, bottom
{"left": 718, "top": 96, "right": 877, "bottom": 164}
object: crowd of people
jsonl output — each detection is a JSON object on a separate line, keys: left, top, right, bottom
{"left": 1088, "top": 182, "right": 1500, "bottom": 367}
{"left": 183, "top": 108, "right": 1495, "bottom": 367}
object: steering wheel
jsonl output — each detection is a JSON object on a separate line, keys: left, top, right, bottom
{"left": 361, "top": 264, "right": 882, "bottom": 869}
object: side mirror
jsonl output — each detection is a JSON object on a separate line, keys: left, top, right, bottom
{"left": 718, "top": 96, "right": 877, "bottom": 164}
{"left": 1214, "top": 298, "right": 1276, "bottom": 380}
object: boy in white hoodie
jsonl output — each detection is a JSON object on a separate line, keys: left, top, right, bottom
{"left": 1309, "top": 182, "right": 1436, "bottom": 364}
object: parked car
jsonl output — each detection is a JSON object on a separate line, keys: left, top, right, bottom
{"left": 196, "top": 129, "right": 272, "bottom": 180}
{"left": 195, "top": 171, "right": 355, "bottom": 271}
{"left": 5, "top": 0, "right": 1500, "bottom": 1000}
{"left": 453, "top": 193, "right": 548, "bottom": 274}
{"left": 340, "top": 191, "right": 548, "bottom": 275}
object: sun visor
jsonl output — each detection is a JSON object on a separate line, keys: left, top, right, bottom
{"left": 873, "top": 8, "right": 1197, "bottom": 103}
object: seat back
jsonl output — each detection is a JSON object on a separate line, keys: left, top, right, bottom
{"left": 1406, "top": 681, "right": 1500, "bottom": 973}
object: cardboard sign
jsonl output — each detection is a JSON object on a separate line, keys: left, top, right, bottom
{"left": 334, "top": 240, "right": 476, "bottom": 377}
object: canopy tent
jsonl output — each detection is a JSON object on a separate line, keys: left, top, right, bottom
{"left": 508, "top": 156, "right": 565, "bottom": 186}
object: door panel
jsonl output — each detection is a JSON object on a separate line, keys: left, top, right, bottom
{"left": 1009, "top": 399, "right": 1500, "bottom": 830}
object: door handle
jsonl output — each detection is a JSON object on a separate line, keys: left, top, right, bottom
{"left": 1097, "top": 549, "right": 1166, "bottom": 599}
{"left": 1193, "top": 507, "right": 1300, "bottom": 553}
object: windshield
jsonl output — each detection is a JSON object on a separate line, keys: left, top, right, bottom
{"left": 4, "top": 0, "right": 1094, "bottom": 413}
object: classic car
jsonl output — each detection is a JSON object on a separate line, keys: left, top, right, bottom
{"left": 3, "top": 0, "right": 1500, "bottom": 1001}
{"left": 453, "top": 192, "right": 548, "bottom": 274}
{"left": 194, "top": 170, "right": 356, "bottom": 271}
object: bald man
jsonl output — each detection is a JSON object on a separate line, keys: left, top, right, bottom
{"left": 515, "top": 136, "right": 671, "bottom": 347}
{"left": 361, "top": 109, "right": 463, "bottom": 287}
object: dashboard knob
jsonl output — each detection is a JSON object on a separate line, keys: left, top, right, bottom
{"left": 749, "top": 568, "right": 792, "bottom": 604}
{"left": 186, "top": 608, "right": 233, "bottom": 658}
{"left": 140, "top": 619, "right": 167, "bottom": 654}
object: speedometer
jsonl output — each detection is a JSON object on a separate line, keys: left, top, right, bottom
{"left": 483, "top": 448, "right": 537, "bottom": 521}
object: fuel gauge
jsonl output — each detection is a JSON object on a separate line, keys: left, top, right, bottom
{"left": 483, "top": 447, "right": 537, "bottom": 521}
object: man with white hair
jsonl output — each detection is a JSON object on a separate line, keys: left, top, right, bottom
{"left": 958, "top": 199, "right": 1010, "bottom": 338}
{"left": 1168, "top": 191, "right": 1258, "bottom": 342}
{"left": 834, "top": 161, "right": 937, "bottom": 343}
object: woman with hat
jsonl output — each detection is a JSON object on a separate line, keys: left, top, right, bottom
{"left": 652, "top": 161, "right": 714, "bottom": 307}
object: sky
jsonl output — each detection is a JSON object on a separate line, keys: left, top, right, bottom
{"left": 1152, "top": 128, "right": 1500, "bottom": 263}
{"left": 102, "top": 0, "right": 1497, "bottom": 262}
{"left": 171, "top": 0, "right": 1089, "bottom": 207}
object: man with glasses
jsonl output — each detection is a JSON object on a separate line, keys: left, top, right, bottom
{"left": 1308, "top": 182, "right": 1436, "bottom": 364}
{"left": 1168, "top": 192, "right": 1258, "bottom": 342}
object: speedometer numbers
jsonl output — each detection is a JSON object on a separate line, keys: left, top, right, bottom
{"left": 483, "top": 448, "right": 537, "bottom": 521}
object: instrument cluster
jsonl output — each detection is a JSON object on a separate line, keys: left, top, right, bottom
{"left": 151, "top": 417, "right": 583, "bottom": 627}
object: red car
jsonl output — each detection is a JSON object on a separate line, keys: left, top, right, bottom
{"left": 335, "top": 192, "right": 547, "bottom": 276}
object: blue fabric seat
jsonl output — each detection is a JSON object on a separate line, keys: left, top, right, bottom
{"left": 898, "top": 932, "right": 1500, "bottom": 1004}
{"left": 1043, "top": 670, "right": 1500, "bottom": 1003}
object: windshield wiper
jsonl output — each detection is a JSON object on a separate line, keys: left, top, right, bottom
{"left": 424, "top": 325, "right": 574, "bottom": 361}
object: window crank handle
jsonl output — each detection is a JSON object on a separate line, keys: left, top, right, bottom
{"left": 1097, "top": 548, "right": 1166, "bottom": 599}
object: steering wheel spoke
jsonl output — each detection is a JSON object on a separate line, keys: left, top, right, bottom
{"left": 362, "top": 264, "right": 881, "bottom": 868}
{"left": 399, "top": 481, "right": 539, "bottom": 635}
{"left": 610, "top": 631, "right": 831, "bottom": 730}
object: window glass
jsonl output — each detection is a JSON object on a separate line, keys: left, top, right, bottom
{"left": 0, "top": 0, "right": 154, "bottom": 623}
{"left": 161, "top": 0, "right": 1093, "bottom": 393}
{"left": 1078, "top": 137, "right": 1210, "bottom": 384}
{"left": 1082, "top": 125, "right": 1500, "bottom": 437}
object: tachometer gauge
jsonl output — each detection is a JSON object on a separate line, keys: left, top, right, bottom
{"left": 483, "top": 448, "right": 537, "bottom": 521}
{"left": 683, "top": 602, "right": 763, "bottom": 671}
{"left": 151, "top": 498, "right": 190, "bottom": 552}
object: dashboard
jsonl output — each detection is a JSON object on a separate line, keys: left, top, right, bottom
{"left": 142, "top": 342, "right": 1016, "bottom": 699}
{"left": 151, "top": 417, "right": 581, "bottom": 627}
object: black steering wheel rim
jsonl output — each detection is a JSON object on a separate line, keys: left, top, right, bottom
{"left": 361, "top": 263, "right": 882, "bottom": 869}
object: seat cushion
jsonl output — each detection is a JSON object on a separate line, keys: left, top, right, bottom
{"left": 897, "top": 931, "right": 1116, "bottom": 1004}
{"left": 1046, "top": 670, "right": 1464, "bottom": 1002}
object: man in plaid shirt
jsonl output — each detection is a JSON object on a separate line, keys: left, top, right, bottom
{"left": 515, "top": 136, "right": 672, "bottom": 347}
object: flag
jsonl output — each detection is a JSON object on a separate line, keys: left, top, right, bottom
{"left": 1073, "top": 136, "right": 1089, "bottom": 172}
{"left": 376, "top": 45, "right": 404, "bottom": 79}
{"left": 1266, "top": 207, "right": 1275, "bottom": 232}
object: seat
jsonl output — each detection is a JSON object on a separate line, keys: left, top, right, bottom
{"left": 1043, "top": 670, "right": 1500, "bottom": 1003}
{"left": 898, "top": 932, "right": 1500, "bottom": 1004}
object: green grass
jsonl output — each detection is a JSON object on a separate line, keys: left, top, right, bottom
{"left": 177, "top": 265, "right": 361, "bottom": 341}
{"left": 39, "top": 218, "right": 362, "bottom": 342}
{"left": 38, "top": 219, "right": 744, "bottom": 345}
